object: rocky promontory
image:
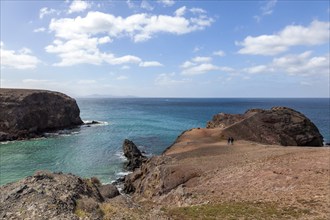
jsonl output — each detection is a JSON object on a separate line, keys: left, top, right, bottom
{"left": 121, "top": 107, "right": 328, "bottom": 219}
{"left": 206, "top": 106, "right": 324, "bottom": 146}
{"left": 0, "top": 89, "right": 83, "bottom": 141}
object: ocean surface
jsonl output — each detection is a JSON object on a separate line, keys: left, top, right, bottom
{"left": 1, "top": 98, "right": 329, "bottom": 185}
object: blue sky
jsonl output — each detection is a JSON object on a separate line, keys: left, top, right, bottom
{"left": 1, "top": 0, "right": 329, "bottom": 97}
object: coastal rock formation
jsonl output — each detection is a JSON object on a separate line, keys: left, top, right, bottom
{"left": 123, "top": 155, "right": 201, "bottom": 198}
{"left": 206, "top": 107, "right": 323, "bottom": 146}
{"left": 0, "top": 89, "right": 83, "bottom": 141}
{"left": 124, "top": 107, "right": 324, "bottom": 203}
{"left": 0, "top": 171, "right": 105, "bottom": 220}
{"left": 123, "top": 139, "right": 147, "bottom": 171}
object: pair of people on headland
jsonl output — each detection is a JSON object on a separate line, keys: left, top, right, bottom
{"left": 227, "top": 137, "right": 234, "bottom": 145}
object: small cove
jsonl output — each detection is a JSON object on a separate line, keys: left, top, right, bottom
{"left": 1, "top": 98, "right": 328, "bottom": 185}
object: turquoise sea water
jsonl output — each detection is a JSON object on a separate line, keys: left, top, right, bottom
{"left": 0, "top": 98, "right": 329, "bottom": 185}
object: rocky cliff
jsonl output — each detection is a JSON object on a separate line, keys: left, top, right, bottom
{"left": 0, "top": 89, "right": 83, "bottom": 141}
{"left": 206, "top": 107, "right": 323, "bottom": 146}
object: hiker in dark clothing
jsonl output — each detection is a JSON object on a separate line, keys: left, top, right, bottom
{"left": 230, "top": 137, "right": 234, "bottom": 145}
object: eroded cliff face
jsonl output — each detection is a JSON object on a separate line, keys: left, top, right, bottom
{"left": 0, "top": 89, "right": 83, "bottom": 141}
{"left": 206, "top": 107, "right": 324, "bottom": 146}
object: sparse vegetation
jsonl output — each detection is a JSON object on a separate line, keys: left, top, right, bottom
{"left": 165, "top": 202, "right": 312, "bottom": 220}
{"left": 100, "top": 203, "right": 117, "bottom": 220}
{"left": 74, "top": 198, "right": 103, "bottom": 219}
{"left": 74, "top": 208, "right": 88, "bottom": 218}
{"left": 100, "top": 201, "right": 149, "bottom": 220}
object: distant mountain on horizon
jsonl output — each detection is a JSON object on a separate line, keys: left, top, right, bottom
{"left": 77, "top": 94, "right": 138, "bottom": 99}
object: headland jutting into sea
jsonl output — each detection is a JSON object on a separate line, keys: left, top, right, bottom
{"left": 0, "top": 89, "right": 329, "bottom": 219}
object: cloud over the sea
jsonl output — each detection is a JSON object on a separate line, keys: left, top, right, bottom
{"left": 1, "top": 42, "right": 40, "bottom": 69}
{"left": 237, "top": 20, "right": 330, "bottom": 55}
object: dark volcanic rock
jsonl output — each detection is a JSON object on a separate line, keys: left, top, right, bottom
{"left": 207, "top": 106, "right": 323, "bottom": 146}
{"left": 0, "top": 89, "right": 83, "bottom": 141}
{"left": 0, "top": 171, "right": 104, "bottom": 220}
{"left": 123, "top": 139, "right": 147, "bottom": 171}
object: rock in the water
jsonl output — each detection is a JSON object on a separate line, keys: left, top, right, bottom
{"left": 0, "top": 171, "right": 103, "bottom": 220}
{"left": 207, "top": 106, "right": 323, "bottom": 146}
{"left": 122, "top": 139, "right": 147, "bottom": 171}
{"left": 0, "top": 89, "right": 83, "bottom": 141}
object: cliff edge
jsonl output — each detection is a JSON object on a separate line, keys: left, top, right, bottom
{"left": 0, "top": 89, "right": 83, "bottom": 141}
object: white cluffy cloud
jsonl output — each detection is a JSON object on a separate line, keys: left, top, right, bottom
{"left": 261, "top": 0, "right": 277, "bottom": 15}
{"left": 272, "top": 51, "right": 329, "bottom": 76}
{"left": 45, "top": 36, "right": 162, "bottom": 67}
{"left": 39, "top": 7, "right": 57, "bottom": 19}
{"left": 68, "top": 0, "right": 91, "bottom": 14}
{"left": 243, "top": 51, "right": 329, "bottom": 76}
{"left": 192, "top": 56, "right": 212, "bottom": 63}
{"left": 1, "top": 42, "right": 40, "bottom": 69}
{"left": 49, "top": 9, "right": 213, "bottom": 42}
{"left": 33, "top": 27, "right": 46, "bottom": 33}
{"left": 155, "top": 72, "right": 188, "bottom": 86}
{"left": 175, "top": 6, "right": 186, "bottom": 17}
{"left": 254, "top": 0, "right": 277, "bottom": 22}
{"left": 141, "top": 0, "right": 154, "bottom": 11}
{"left": 243, "top": 65, "right": 271, "bottom": 74}
{"left": 139, "top": 61, "right": 163, "bottom": 67}
{"left": 157, "top": 0, "right": 175, "bottom": 7}
{"left": 46, "top": 8, "right": 213, "bottom": 66}
{"left": 213, "top": 50, "right": 225, "bottom": 56}
{"left": 182, "top": 63, "right": 219, "bottom": 75}
{"left": 180, "top": 56, "right": 234, "bottom": 76}
{"left": 237, "top": 20, "right": 330, "bottom": 55}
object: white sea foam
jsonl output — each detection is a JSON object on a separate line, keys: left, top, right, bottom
{"left": 116, "top": 171, "right": 132, "bottom": 176}
{"left": 43, "top": 129, "right": 80, "bottom": 138}
{"left": 115, "top": 151, "right": 127, "bottom": 161}
{"left": 83, "top": 120, "right": 110, "bottom": 126}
